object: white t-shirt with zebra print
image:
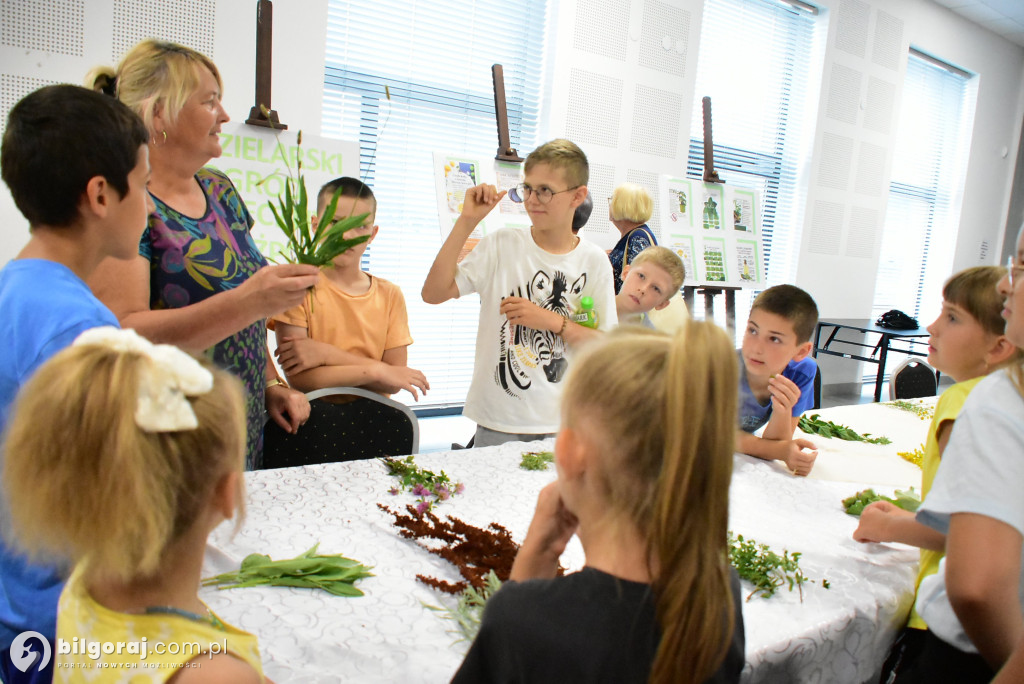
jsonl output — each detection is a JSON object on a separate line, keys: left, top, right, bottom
{"left": 455, "top": 227, "right": 617, "bottom": 433}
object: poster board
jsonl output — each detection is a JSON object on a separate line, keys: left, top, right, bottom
{"left": 432, "top": 152, "right": 531, "bottom": 260}
{"left": 215, "top": 123, "right": 361, "bottom": 262}
{"left": 660, "top": 176, "right": 765, "bottom": 289}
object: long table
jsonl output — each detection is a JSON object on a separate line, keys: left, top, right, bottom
{"left": 200, "top": 401, "right": 932, "bottom": 683}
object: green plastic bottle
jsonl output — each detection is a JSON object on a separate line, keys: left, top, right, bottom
{"left": 572, "top": 296, "right": 599, "bottom": 329}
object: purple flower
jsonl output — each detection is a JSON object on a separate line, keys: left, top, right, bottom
{"left": 455, "top": 483, "right": 465, "bottom": 495}
{"left": 411, "top": 484, "right": 429, "bottom": 497}
{"left": 435, "top": 486, "right": 450, "bottom": 501}
{"left": 388, "top": 487, "right": 399, "bottom": 496}
{"left": 415, "top": 501, "right": 430, "bottom": 515}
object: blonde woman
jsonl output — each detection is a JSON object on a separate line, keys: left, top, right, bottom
{"left": 87, "top": 40, "right": 319, "bottom": 469}
{"left": 453, "top": 321, "right": 744, "bottom": 684}
{"left": 608, "top": 182, "right": 656, "bottom": 293}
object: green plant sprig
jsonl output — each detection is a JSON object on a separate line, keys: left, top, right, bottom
{"left": 381, "top": 455, "right": 464, "bottom": 514}
{"left": 842, "top": 487, "right": 920, "bottom": 516}
{"left": 798, "top": 413, "right": 892, "bottom": 445}
{"left": 887, "top": 400, "right": 935, "bottom": 421}
{"left": 728, "top": 532, "right": 823, "bottom": 601}
{"left": 424, "top": 570, "right": 503, "bottom": 642}
{"left": 520, "top": 451, "right": 554, "bottom": 471}
{"left": 202, "top": 543, "right": 373, "bottom": 597}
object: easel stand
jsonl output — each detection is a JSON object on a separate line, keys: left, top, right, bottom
{"left": 684, "top": 286, "right": 739, "bottom": 332}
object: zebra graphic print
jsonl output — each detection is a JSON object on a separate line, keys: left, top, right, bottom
{"left": 495, "top": 269, "right": 587, "bottom": 398}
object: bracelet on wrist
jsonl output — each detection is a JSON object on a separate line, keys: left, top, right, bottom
{"left": 266, "top": 377, "right": 287, "bottom": 390}
{"left": 558, "top": 316, "right": 569, "bottom": 335}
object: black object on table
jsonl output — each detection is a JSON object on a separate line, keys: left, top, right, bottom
{"left": 812, "top": 319, "right": 934, "bottom": 402}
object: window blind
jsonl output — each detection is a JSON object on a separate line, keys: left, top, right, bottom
{"left": 686, "top": 0, "right": 818, "bottom": 335}
{"left": 872, "top": 51, "right": 974, "bottom": 325}
{"left": 322, "top": 0, "right": 547, "bottom": 410}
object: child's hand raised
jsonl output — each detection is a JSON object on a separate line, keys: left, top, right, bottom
{"left": 768, "top": 374, "right": 802, "bottom": 415}
{"left": 460, "top": 184, "right": 507, "bottom": 222}
{"left": 511, "top": 481, "right": 579, "bottom": 581}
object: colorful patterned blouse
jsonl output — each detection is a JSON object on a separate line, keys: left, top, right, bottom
{"left": 141, "top": 168, "right": 268, "bottom": 469}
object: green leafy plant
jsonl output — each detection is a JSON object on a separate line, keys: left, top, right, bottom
{"left": 256, "top": 113, "right": 370, "bottom": 267}
{"left": 520, "top": 451, "right": 554, "bottom": 471}
{"left": 381, "top": 455, "right": 464, "bottom": 514}
{"left": 842, "top": 487, "right": 921, "bottom": 516}
{"left": 202, "top": 542, "right": 373, "bottom": 597}
{"left": 728, "top": 532, "right": 822, "bottom": 601}
{"left": 798, "top": 413, "right": 892, "bottom": 445}
{"left": 424, "top": 570, "right": 504, "bottom": 642}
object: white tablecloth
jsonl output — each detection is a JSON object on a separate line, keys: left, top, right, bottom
{"left": 201, "top": 401, "right": 930, "bottom": 684}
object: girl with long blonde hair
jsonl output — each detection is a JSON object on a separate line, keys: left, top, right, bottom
{"left": 453, "top": 320, "right": 744, "bottom": 684}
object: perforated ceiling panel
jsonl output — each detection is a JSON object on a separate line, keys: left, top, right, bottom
{"left": 630, "top": 84, "right": 681, "bottom": 158}
{"left": 626, "top": 168, "right": 662, "bottom": 239}
{"left": 573, "top": 0, "right": 628, "bottom": 62}
{"left": 863, "top": 76, "right": 895, "bottom": 134}
{"left": 566, "top": 68, "right": 622, "bottom": 149}
{"left": 835, "top": 0, "right": 870, "bottom": 59}
{"left": 112, "top": 0, "right": 215, "bottom": 60}
{"left": 1, "top": 0, "right": 84, "bottom": 55}
{"left": 639, "top": 0, "right": 689, "bottom": 77}
{"left": 817, "top": 132, "right": 854, "bottom": 191}
{"left": 872, "top": 10, "right": 903, "bottom": 71}
{"left": 845, "top": 206, "right": 878, "bottom": 258}
{"left": 808, "top": 200, "right": 843, "bottom": 256}
{"left": 1, "top": 74, "right": 57, "bottom": 136}
{"left": 855, "top": 141, "right": 886, "bottom": 197}
{"left": 827, "top": 63, "right": 860, "bottom": 125}
{"left": 581, "top": 162, "right": 615, "bottom": 239}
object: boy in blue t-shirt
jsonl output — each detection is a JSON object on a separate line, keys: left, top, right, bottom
{"left": 736, "top": 284, "right": 820, "bottom": 476}
{"left": 0, "top": 85, "right": 150, "bottom": 683}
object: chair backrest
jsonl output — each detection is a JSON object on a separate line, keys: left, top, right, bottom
{"left": 888, "top": 358, "right": 938, "bottom": 401}
{"left": 262, "top": 387, "right": 419, "bottom": 470}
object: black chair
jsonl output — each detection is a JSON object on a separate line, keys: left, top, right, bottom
{"left": 888, "top": 359, "right": 938, "bottom": 401}
{"left": 261, "top": 387, "right": 419, "bottom": 469}
{"left": 812, "top": 365, "right": 822, "bottom": 410}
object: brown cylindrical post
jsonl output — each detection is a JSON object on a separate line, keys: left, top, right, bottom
{"left": 246, "top": 0, "right": 286, "bottom": 128}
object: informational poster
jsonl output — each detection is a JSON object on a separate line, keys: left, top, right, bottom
{"left": 701, "top": 184, "right": 724, "bottom": 230}
{"left": 669, "top": 236, "right": 697, "bottom": 284}
{"left": 702, "top": 238, "right": 727, "bottom": 282}
{"left": 733, "top": 188, "right": 756, "bottom": 233}
{"left": 666, "top": 177, "right": 693, "bottom": 229}
{"left": 659, "top": 176, "right": 764, "bottom": 288}
{"left": 433, "top": 152, "right": 530, "bottom": 261}
{"left": 736, "top": 239, "right": 760, "bottom": 282}
{"left": 216, "top": 123, "right": 360, "bottom": 262}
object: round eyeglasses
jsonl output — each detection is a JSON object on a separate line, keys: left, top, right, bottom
{"left": 508, "top": 183, "right": 580, "bottom": 205}
{"left": 1008, "top": 255, "right": 1024, "bottom": 288}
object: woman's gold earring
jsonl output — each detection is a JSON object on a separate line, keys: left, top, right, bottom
{"left": 162, "top": 130, "right": 167, "bottom": 144}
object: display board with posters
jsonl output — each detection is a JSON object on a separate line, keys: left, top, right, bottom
{"left": 432, "top": 152, "right": 531, "bottom": 261}
{"left": 214, "top": 123, "right": 361, "bottom": 263}
{"left": 660, "top": 176, "right": 765, "bottom": 289}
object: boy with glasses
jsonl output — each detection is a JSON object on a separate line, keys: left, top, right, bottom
{"left": 423, "top": 139, "right": 617, "bottom": 447}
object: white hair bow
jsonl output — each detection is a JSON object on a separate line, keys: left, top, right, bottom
{"left": 73, "top": 327, "right": 214, "bottom": 432}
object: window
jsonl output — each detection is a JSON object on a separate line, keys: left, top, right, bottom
{"left": 872, "top": 51, "right": 974, "bottom": 324}
{"left": 322, "top": 1, "right": 547, "bottom": 410}
{"left": 686, "top": 0, "right": 819, "bottom": 334}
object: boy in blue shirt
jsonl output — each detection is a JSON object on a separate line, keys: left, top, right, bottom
{"left": 0, "top": 85, "right": 150, "bottom": 683}
{"left": 736, "top": 284, "right": 819, "bottom": 476}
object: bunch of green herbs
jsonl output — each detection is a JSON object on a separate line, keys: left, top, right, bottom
{"left": 842, "top": 487, "right": 921, "bottom": 516}
{"left": 798, "top": 413, "right": 892, "bottom": 445}
{"left": 202, "top": 543, "right": 372, "bottom": 597}
{"left": 520, "top": 451, "right": 554, "bottom": 471}
{"left": 728, "top": 532, "right": 823, "bottom": 601}
{"left": 382, "top": 455, "right": 464, "bottom": 514}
